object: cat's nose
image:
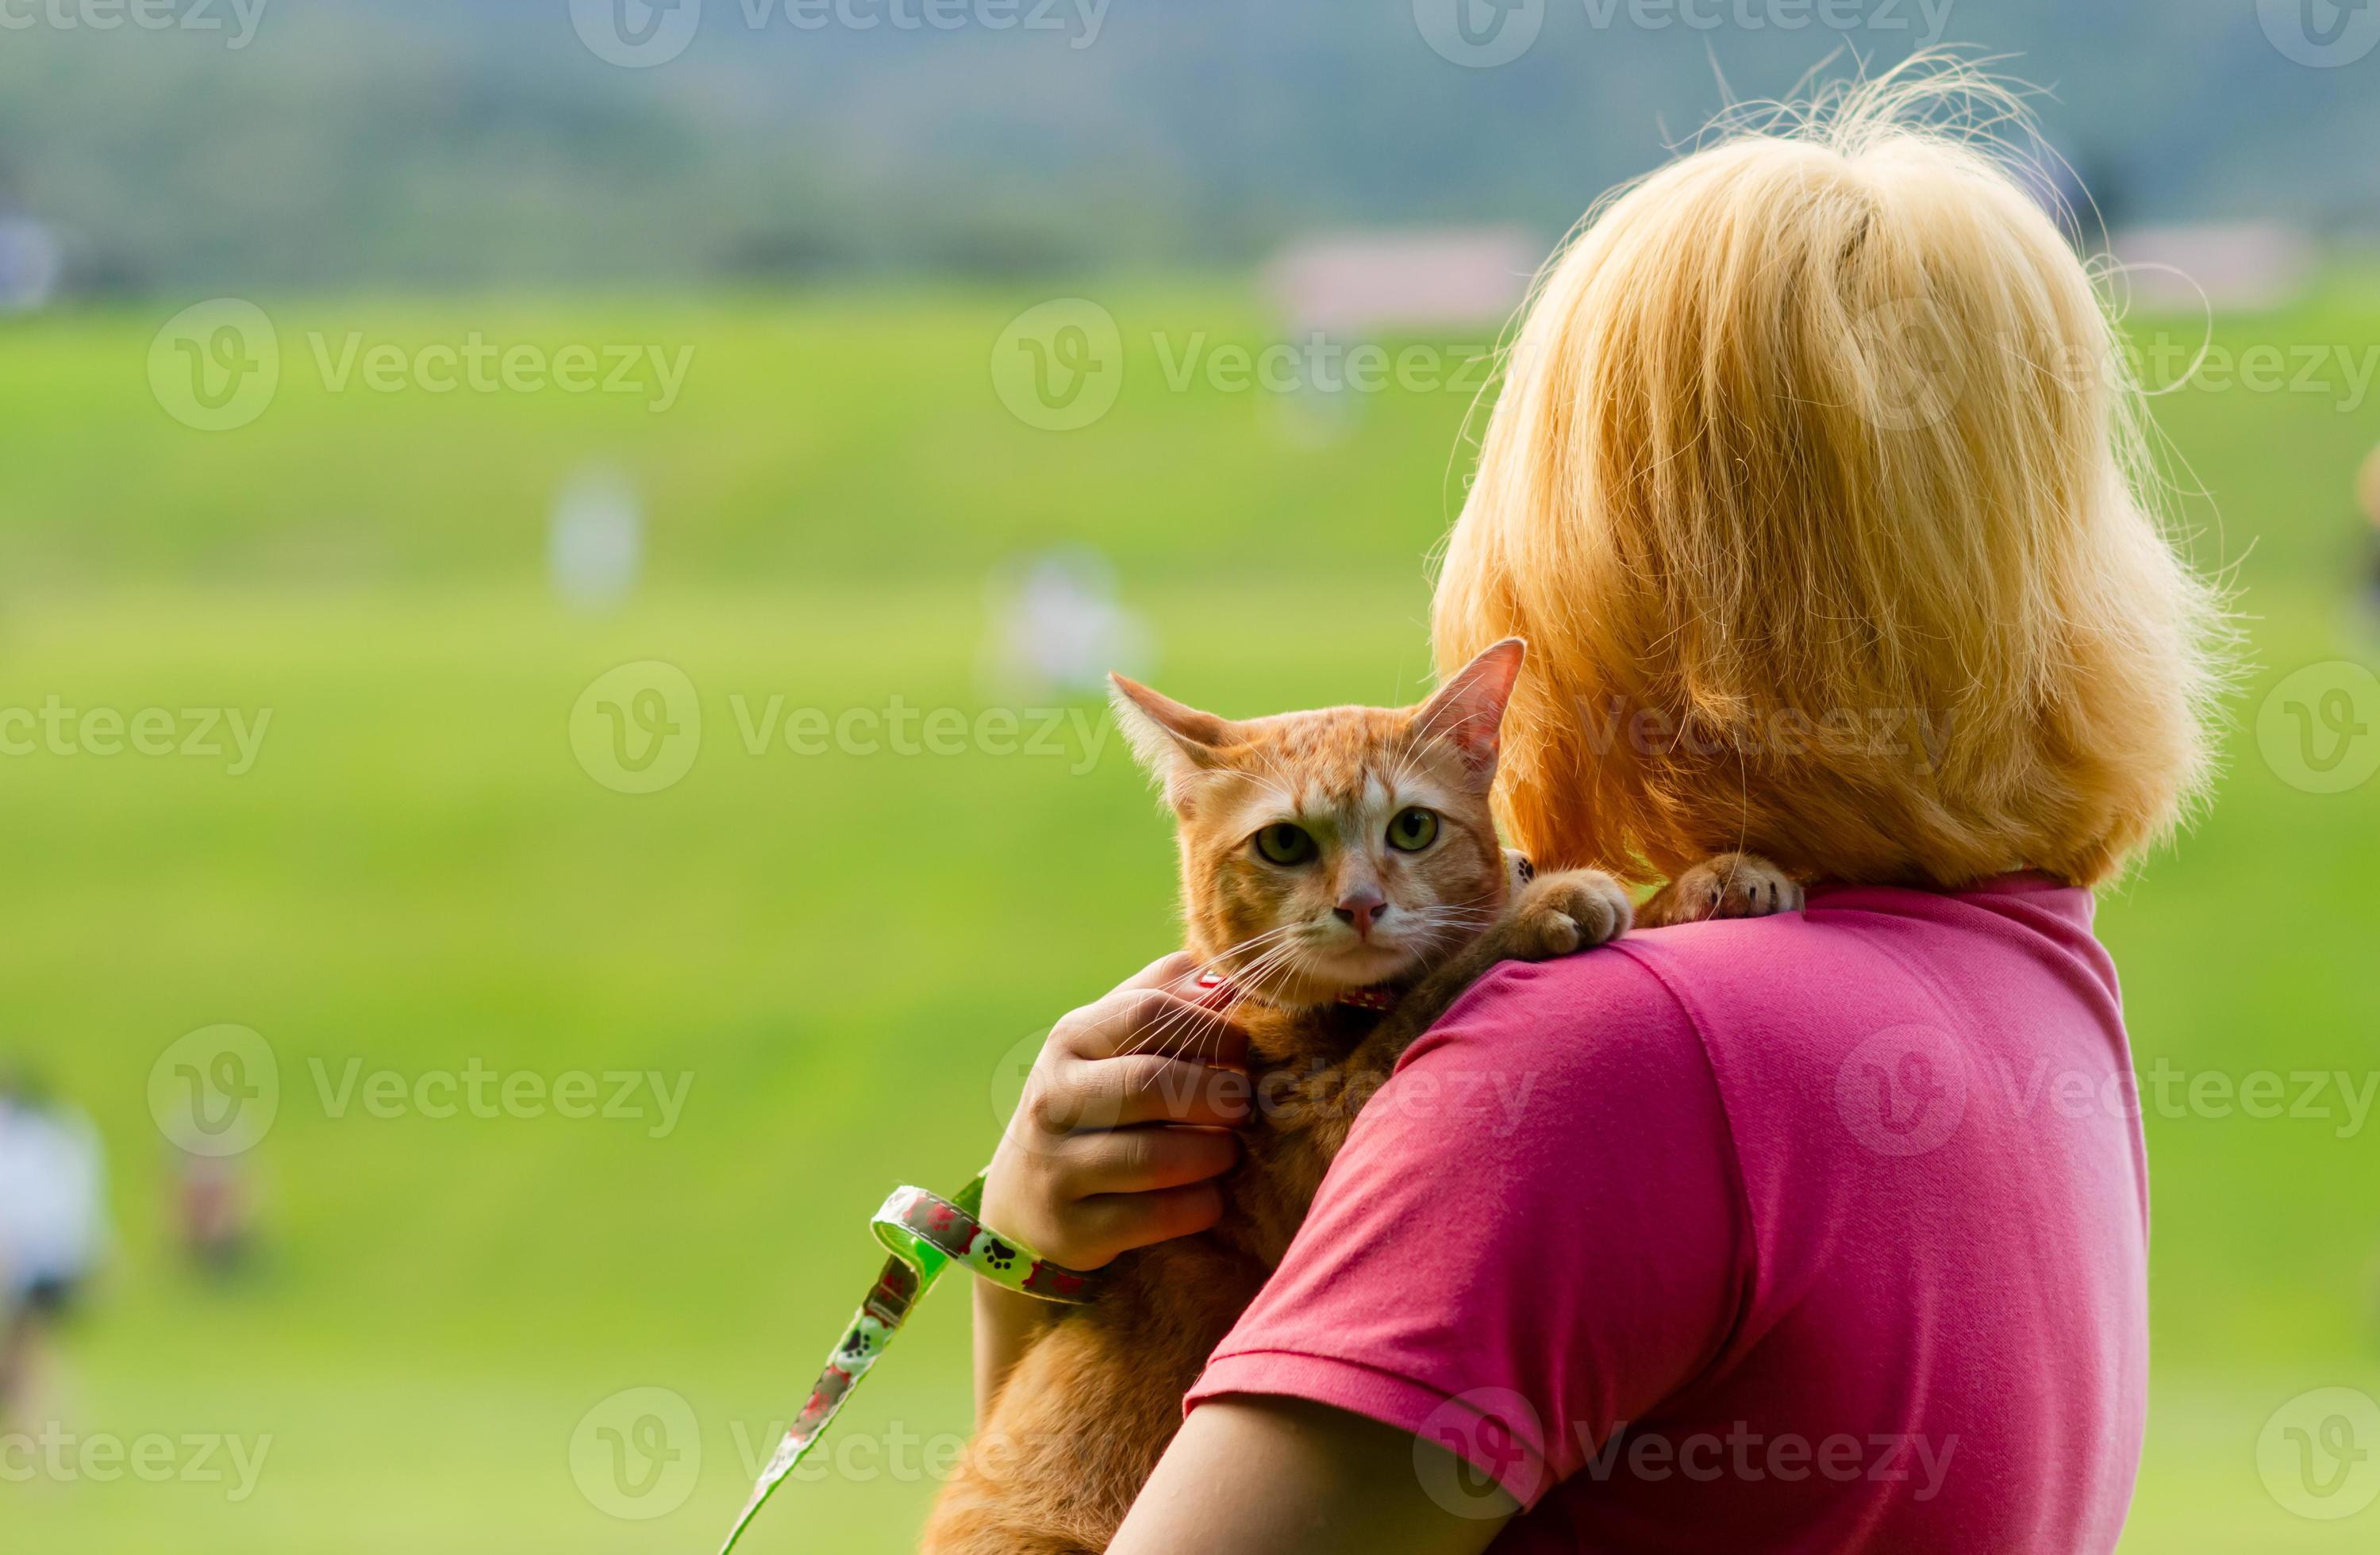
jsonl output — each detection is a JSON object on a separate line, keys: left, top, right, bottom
{"left": 1333, "top": 889, "right": 1386, "bottom": 938}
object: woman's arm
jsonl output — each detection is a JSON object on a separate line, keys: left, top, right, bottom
{"left": 1109, "top": 952, "right": 1743, "bottom": 1550}
{"left": 972, "top": 952, "right": 1252, "bottom": 1421}
{"left": 1109, "top": 1399, "right": 1514, "bottom": 1555}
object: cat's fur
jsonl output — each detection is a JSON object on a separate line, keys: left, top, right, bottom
{"left": 920, "top": 639, "right": 1795, "bottom": 1554}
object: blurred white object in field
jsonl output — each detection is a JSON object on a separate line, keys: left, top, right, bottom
{"left": 2109, "top": 224, "right": 2315, "bottom": 311}
{"left": 0, "top": 217, "right": 61, "bottom": 314}
{"left": 982, "top": 547, "right": 1154, "bottom": 701}
{"left": 548, "top": 465, "right": 644, "bottom": 612}
{"left": 0, "top": 1094, "right": 108, "bottom": 1304}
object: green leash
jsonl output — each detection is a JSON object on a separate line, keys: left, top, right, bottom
{"left": 717, "top": 1175, "right": 1102, "bottom": 1554}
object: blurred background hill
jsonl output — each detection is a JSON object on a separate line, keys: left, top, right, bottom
{"left": 2, "top": 0, "right": 2377, "bottom": 297}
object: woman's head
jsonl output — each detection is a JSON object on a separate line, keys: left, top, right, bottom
{"left": 1433, "top": 63, "right": 2229, "bottom": 889}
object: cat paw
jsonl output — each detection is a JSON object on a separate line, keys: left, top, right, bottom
{"left": 1500, "top": 869, "right": 1632, "bottom": 960}
{"left": 1667, "top": 852, "right": 1802, "bottom": 921}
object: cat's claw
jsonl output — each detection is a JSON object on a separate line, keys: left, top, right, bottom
{"left": 1501, "top": 868, "right": 1632, "bottom": 959}
{"left": 1671, "top": 852, "right": 1803, "bottom": 920}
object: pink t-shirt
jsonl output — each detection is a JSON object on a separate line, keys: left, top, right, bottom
{"left": 1186, "top": 875, "right": 2148, "bottom": 1552}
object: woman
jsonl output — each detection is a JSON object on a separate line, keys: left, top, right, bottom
{"left": 975, "top": 68, "right": 2226, "bottom": 1553}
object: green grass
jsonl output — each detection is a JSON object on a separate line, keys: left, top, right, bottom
{"left": 0, "top": 285, "right": 2375, "bottom": 1550}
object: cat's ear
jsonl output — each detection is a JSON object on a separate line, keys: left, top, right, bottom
{"left": 1411, "top": 637, "right": 1525, "bottom": 789}
{"left": 1109, "top": 674, "right": 1237, "bottom": 789}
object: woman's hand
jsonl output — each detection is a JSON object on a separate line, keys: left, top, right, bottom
{"left": 979, "top": 952, "right": 1253, "bottom": 1271}
{"left": 971, "top": 952, "right": 1252, "bottom": 1422}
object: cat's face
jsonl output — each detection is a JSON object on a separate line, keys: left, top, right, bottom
{"left": 1111, "top": 640, "right": 1523, "bottom": 1010}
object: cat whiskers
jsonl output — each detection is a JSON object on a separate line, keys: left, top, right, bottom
{"left": 1112, "top": 924, "right": 1309, "bottom": 1062}
{"left": 1401, "top": 886, "right": 1507, "bottom": 959}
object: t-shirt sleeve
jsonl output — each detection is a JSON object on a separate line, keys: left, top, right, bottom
{"left": 1183, "top": 949, "right": 1748, "bottom": 1511}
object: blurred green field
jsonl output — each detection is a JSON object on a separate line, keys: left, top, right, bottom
{"left": 2, "top": 284, "right": 2377, "bottom": 1551}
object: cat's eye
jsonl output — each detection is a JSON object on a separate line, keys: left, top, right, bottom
{"left": 1253, "top": 823, "right": 1317, "bottom": 866}
{"left": 1386, "top": 807, "right": 1439, "bottom": 852}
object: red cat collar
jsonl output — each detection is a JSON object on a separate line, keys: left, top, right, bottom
{"left": 1193, "top": 969, "right": 1402, "bottom": 1013}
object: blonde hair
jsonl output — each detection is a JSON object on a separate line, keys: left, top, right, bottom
{"left": 1432, "top": 61, "right": 2231, "bottom": 889}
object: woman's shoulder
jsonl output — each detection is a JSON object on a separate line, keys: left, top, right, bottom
{"left": 1387, "top": 946, "right": 1730, "bottom": 1167}
{"left": 1411, "top": 877, "right": 2117, "bottom": 1146}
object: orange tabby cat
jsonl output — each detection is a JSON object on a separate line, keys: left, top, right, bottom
{"left": 920, "top": 638, "right": 1796, "bottom": 1554}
